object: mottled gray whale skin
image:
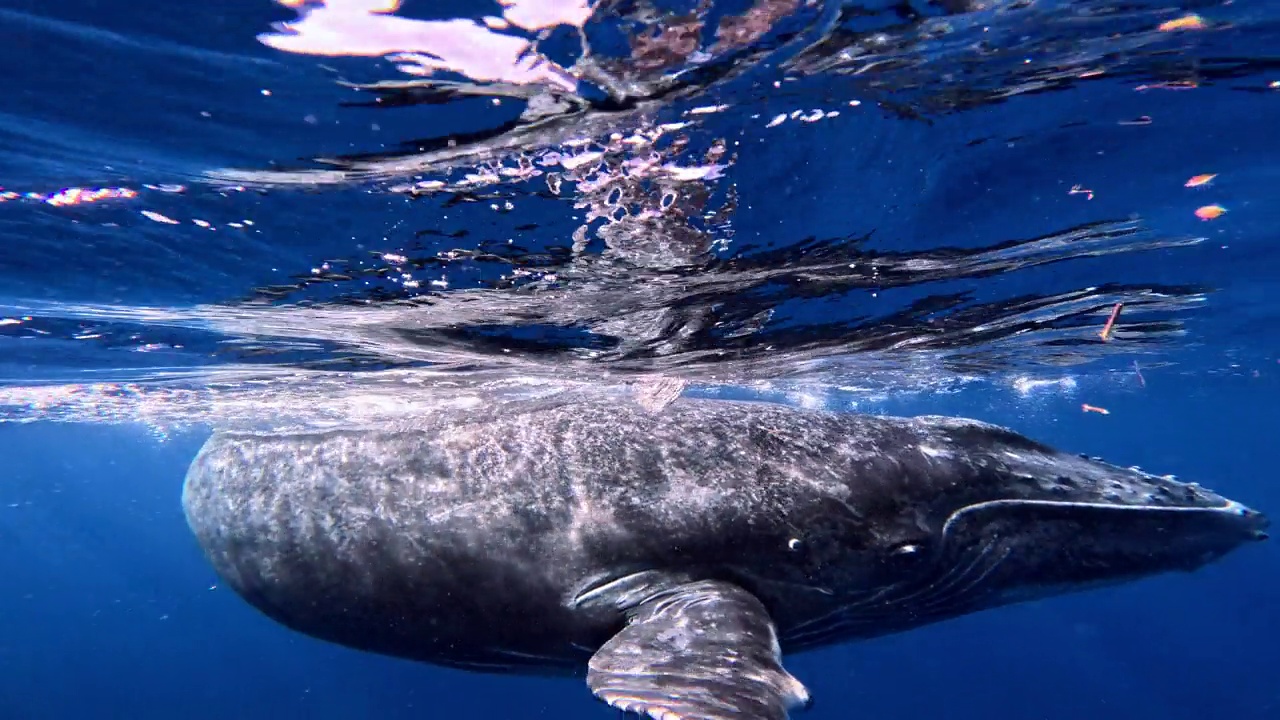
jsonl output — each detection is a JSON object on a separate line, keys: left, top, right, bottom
{"left": 182, "top": 396, "right": 1268, "bottom": 720}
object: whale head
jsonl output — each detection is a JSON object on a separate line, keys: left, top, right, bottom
{"left": 811, "top": 416, "right": 1269, "bottom": 638}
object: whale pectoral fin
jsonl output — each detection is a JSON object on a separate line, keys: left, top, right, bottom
{"left": 586, "top": 579, "right": 811, "bottom": 720}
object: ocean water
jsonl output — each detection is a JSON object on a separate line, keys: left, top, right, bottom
{"left": 1, "top": 0, "right": 1277, "bottom": 718}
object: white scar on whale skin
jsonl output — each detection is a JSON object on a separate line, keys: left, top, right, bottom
{"left": 917, "top": 444, "right": 951, "bottom": 459}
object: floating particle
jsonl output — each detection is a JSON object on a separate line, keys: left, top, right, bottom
{"left": 143, "top": 183, "right": 186, "bottom": 194}
{"left": 1135, "top": 81, "right": 1198, "bottom": 91}
{"left": 1098, "top": 302, "right": 1123, "bottom": 342}
{"left": 1184, "top": 173, "right": 1217, "bottom": 187}
{"left": 765, "top": 113, "right": 787, "bottom": 128}
{"left": 664, "top": 164, "right": 726, "bottom": 181}
{"left": 1194, "top": 204, "right": 1227, "bottom": 220}
{"left": 1069, "top": 184, "right": 1094, "bottom": 200}
{"left": 192, "top": 219, "right": 213, "bottom": 229}
{"left": 1271, "top": 81, "right": 1280, "bottom": 89}
{"left": 1133, "top": 360, "right": 1147, "bottom": 388}
{"left": 1082, "top": 404, "right": 1111, "bottom": 415}
{"left": 1158, "top": 14, "right": 1207, "bottom": 32}
{"left": 140, "top": 210, "right": 180, "bottom": 224}
{"left": 1117, "top": 116, "right": 1152, "bottom": 126}
{"left": 45, "top": 186, "right": 137, "bottom": 207}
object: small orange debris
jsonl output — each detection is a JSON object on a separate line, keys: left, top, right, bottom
{"left": 1069, "top": 184, "right": 1095, "bottom": 200}
{"left": 1158, "top": 14, "right": 1207, "bottom": 32}
{"left": 1082, "top": 404, "right": 1111, "bottom": 415}
{"left": 1195, "top": 204, "right": 1227, "bottom": 220}
{"left": 1099, "top": 302, "right": 1123, "bottom": 342}
{"left": 1185, "top": 174, "right": 1217, "bottom": 187}
{"left": 44, "top": 186, "right": 138, "bottom": 207}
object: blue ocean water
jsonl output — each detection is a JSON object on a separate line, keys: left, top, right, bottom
{"left": 1, "top": 0, "right": 1277, "bottom": 718}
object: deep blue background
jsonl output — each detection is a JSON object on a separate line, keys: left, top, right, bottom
{"left": 2, "top": 373, "right": 1277, "bottom": 719}
{"left": 2, "top": 0, "right": 1279, "bottom": 718}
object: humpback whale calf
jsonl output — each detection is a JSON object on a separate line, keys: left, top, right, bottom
{"left": 182, "top": 396, "right": 1268, "bottom": 720}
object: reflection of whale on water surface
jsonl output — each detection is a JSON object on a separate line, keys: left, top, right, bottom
{"left": 179, "top": 2, "right": 1224, "bottom": 387}
{"left": 182, "top": 395, "right": 1268, "bottom": 720}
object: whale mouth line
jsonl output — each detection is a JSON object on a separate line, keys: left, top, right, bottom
{"left": 941, "top": 497, "right": 1266, "bottom": 539}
